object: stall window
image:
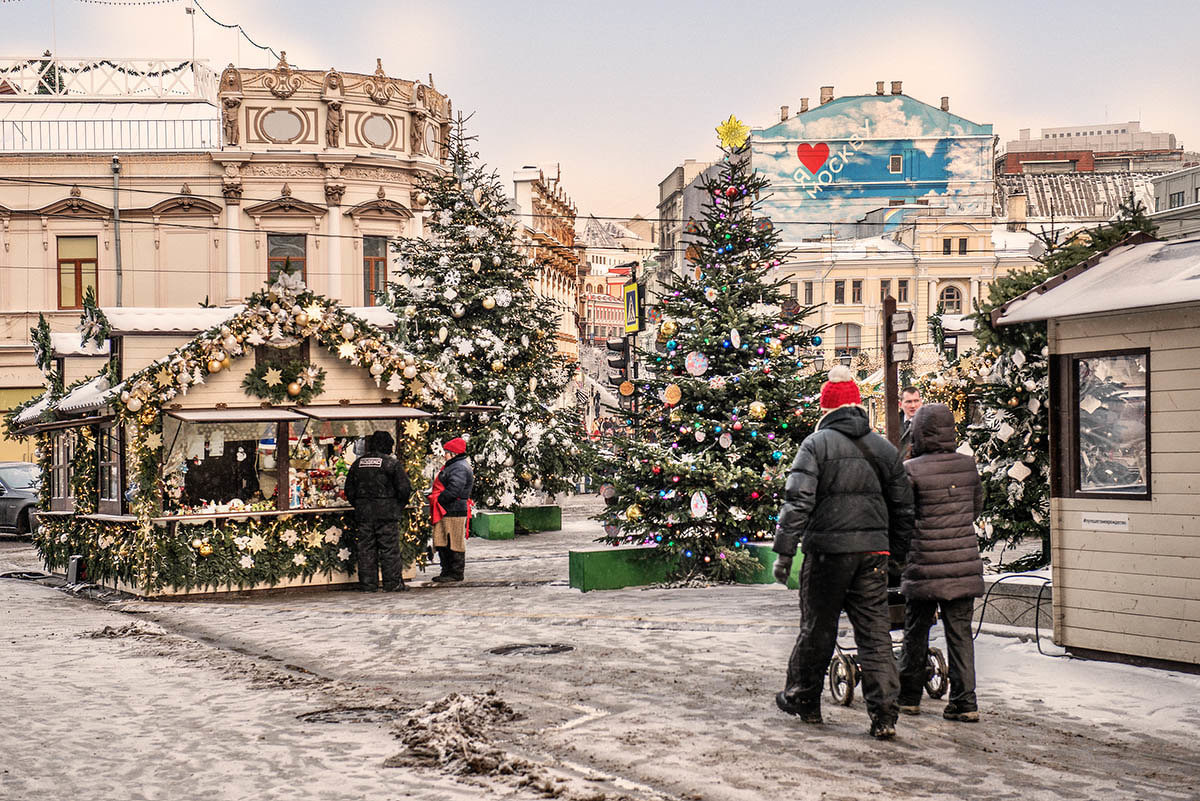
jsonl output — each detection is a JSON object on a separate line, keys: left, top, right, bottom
{"left": 363, "top": 236, "right": 388, "bottom": 306}
{"left": 161, "top": 419, "right": 281, "bottom": 514}
{"left": 267, "top": 234, "right": 306, "bottom": 282}
{"left": 1070, "top": 350, "right": 1150, "bottom": 499}
{"left": 285, "top": 417, "right": 398, "bottom": 510}
{"left": 50, "top": 430, "right": 75, "bottom": 511}
{"left": 57, "top": 236, "right": 98, "bottom": 310}
{"left": 98, "top": 424, "right": 123, "bottom": 513}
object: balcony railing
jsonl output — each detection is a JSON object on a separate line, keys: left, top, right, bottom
{"left": 0, "top": 57, "right": 217, "bottom": 101}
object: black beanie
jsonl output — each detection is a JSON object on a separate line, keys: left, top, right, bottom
{"left": 367, "top": 430, "right": 394, "bottom": 454}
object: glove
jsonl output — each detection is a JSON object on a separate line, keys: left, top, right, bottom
{"left": 773, "top": 555, "right": 793, "bottom": 585}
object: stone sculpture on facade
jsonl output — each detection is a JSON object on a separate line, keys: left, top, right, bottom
{"left": 326, "top": 101, "right": 343, "bottom": 149}
{"left": 221, "top": 97, "right": 241, "bottom": 146}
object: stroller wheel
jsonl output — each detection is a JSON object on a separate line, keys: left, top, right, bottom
{"left": 829, "top": 654, "right": 857, "bottom": 706}
{"left": 925, "top": 646, "right": 949, "bottom": 699}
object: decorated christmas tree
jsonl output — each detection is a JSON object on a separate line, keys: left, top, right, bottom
{"left": 594, "top": 116, "right": 825, "bottom": 580}
{"left": 386, "top": 123, "right": 591, "bottom": 509}
{"left": 951, "top": 195, "right": 1156, "bottom": 569}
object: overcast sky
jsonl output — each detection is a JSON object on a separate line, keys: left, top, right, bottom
{"left": 4, "top": 0, "right": 1197, "bottom": 220}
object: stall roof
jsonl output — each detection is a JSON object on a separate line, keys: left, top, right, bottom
{"left": 996, "top": 235, "right": 1200, "bottom": 325}
{"left": 104, "top": 306, "right": 244, "bottom": 334}
{"left": 13, "top": 393, "right": 50, "bottom": 425}
{"left": 50, "top": 332, "right": 109, "bottom": 357}
{"left": 295, "top": 405, "right": 431, "bottom": 420}
{"left": 58, "top": 374, "right": 112, "bottom": 413}
{"left": 167, "top": 408, "right": 305, "bottom": 423}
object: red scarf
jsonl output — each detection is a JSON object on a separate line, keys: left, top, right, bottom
{"left": 428, "top": 475, "right": 448, "bottom": 524}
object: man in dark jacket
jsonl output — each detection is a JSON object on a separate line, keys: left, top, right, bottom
{"left": 343, "top": 430, "right": 412, "bottom": 592}
{"left": 429, "top": 436, "right": 474, "bottom": 583}
{"left": 897, "top": 403, "right": 984, "bottom": 722}
{"left": 897, "top": 386, "right": 923, "bottom": 460}
{"left": 773, "top": 365, "right": 915, "bottom": 740}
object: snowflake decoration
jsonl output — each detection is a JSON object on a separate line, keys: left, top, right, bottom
{"left": 495, "top": 288, "right": 513, "bottom": 308}
{"left": 239, "top": 555, "right": 254, "bottom": 569}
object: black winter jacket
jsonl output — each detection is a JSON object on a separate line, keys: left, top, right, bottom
{"left": 774, "top": 405, "right": 915, "bottom": 558}
{"left": 435, "top": 454, "right": 474, "bottom": 517}
{"left": 344, "top": 448, "right": 412, "bottom": 520}
{"left": 900, "top": 404, "right": 985, "bottom": 601}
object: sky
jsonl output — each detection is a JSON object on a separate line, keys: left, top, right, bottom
{"left": 3, "top": 0, "right": 1198, "bottom": 221}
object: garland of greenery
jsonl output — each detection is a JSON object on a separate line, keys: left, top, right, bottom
{"left": 79, "top": 286, "right": 112, "bottom": 350}
{"left": 241, "top": 359, "right": 327, "bottom": 405}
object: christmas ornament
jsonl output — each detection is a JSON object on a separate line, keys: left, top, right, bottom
{"left": 482, "top": 296, "right": 497, "bottom": 310}
{"left": 263, "top": 367, "right": 283, "bottom": 387}
{"left": 704, "top": 287, "right": 719, "bottom": 303}
{"left": 685, "top": 351, "right": 709, "bottom": 376}
{"left": 715, "top": 114, "right": 750, "bottom": 149}
{"left": 471, "top": 257, "right": 482, "bottom": 272}
{"left": 452, "top": 304, "right": 466, "bottom": 318}
{"left": 730, "top": 329, "right": 741, "bottom": 349}
{"left": 689, "top": 490, "right": 709, "bottom": 518}
{"left": 619, "top": 381, "right": 635, "bottom": 397}
{"left": 768, "top": 340, "right": 783, "bottom": 357}
{"left": 660, "top": 320, "right": 678, "bottom": 338}
{"left": 403, "top": 364, "right": 418, "bottom": 379}
{"left": 812, "top": 335, "right": 822, "bottom": 346}
{"left": 491, "top": 360, "right": 504, "bottom": 373}
{"left": 626, "top": 504, "right": 642, "bottom": 520}
{"left": 1007, "top": 461, "right": 1032, "bottom": 482}
{"left": 529, "top": 377, "right": 537, "bottom": 392}
{"left": 444, "top": 288, "right": 458, "bottom": 301}
{"left": 127, "top": 397, "right": 143, "bottom": 412}
{"left": 492, "top": 255, "right": 502, "bottom": 266}
{"left": 369, "top": 362, "right": 384, "bottom": 376}
{"left": 664, "top": 384, "right": 682, "bottom": 406}
{"left": 749, "top": 401, "right": 767, "bottom": 419}
{"left": 207, "top": 359, "right": 223, "bottom": 374}
{"left": 287, "top": 382, "right": 302, "bottom": 397}
{"left": 718, "top": 432, "right": 733, "bottom": 448}
{"left": 437, "top": 326, "right": 448, "bottom": 342}
{"left": 600, "top": 484, "right": 616, "bottom": 499}
{"left": 709, "top": 375, "right": 727, "bottom": 391}
{"left": 694, "top": 430, "right": 706, "bottom": 442}
{"left": 341, "top": 322, "right": 355, "bottom": 339}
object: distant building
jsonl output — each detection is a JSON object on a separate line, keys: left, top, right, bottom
{"left": 752, "top": 81, "right": 996, "bottom": 241}
{"left": 511, "top": 163, "right": 580, "bottom": 361}
{"left": 1150, "top": 163, "right": 1200, "bottom": 239}
{"left": 1000, "top": 122, "right": 1183, "bottom": 174}
{"left": 656, "top": 159, "right": 714, "bottom": 276}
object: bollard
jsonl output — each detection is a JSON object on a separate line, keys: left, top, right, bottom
{"left": 67, "top": 555, "right": 85, "bottom": 585}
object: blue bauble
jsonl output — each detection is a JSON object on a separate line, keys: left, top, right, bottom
{"left": 812, "top": 335, "right": 822, "bottom": 346}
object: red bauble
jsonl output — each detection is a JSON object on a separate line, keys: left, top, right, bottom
{"left": 732, "top": 421, "right": 743, "bottom": 431}
{"left": 724, "top": 186, "right": 737, "bottom": 198}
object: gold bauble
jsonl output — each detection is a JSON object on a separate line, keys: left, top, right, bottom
{"left": 482, "top": 296, "right": 497, "bottom": 310}
{"left": 768, "top": 340, "right": 784, "bottom": 358}
{"left": 287, "top": 382, "right": 302, "bottom": 397}
{"left": 295, "top": 313, "right": 309, "bottom": 327}
{"left": 661, "top": 320, "right": 678, "bottom": 338}
{"left": 669, "top": 409, "right": 682, "bottom": 423}
{"left": 491, "top": 360, "right": 504, "bottom": 373}
{"left": 198, "top": 543, "right": 214, "bottom": 557}
{"left": 625, "top": 504, "right": 642, "bottom": 520}
{"left": 207, "top": 359, "right": 223, "bottom": 374}
{"left": 749, "top": 401, "right": 767, "bottom": 419}
{"left": 221, "top": 356, "right": 232, "bottom": 370}
{"left": 1007, "top": 397, "right": 1019, "bottom": 407}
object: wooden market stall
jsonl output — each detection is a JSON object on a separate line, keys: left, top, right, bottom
{"left": 8, "top": 275, "right": 458, "bottom": 598}
{"left": 995, "top": 234, "right": 1200, "bottom": 668}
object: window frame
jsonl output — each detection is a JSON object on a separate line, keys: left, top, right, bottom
{"left": 958, "top": 237, "right": 968, "bottom": 255}
{"left": 880, "top": 279, "right": 891, "bottom": 299}
{"left": 833, "top": 280, "right": 845, "bottom": 304}
{"left": 56, "top": 235, "right": 99, "bottom": 311}
{"left": 50, "top": 430, "right": 75, "bottom": 512}
{"left": 1168, "top": 191, "right": 1185, "bottom": 209}
{"left": 267, "top": 233, "right": 307, "bottom": 282}
{"left": 97, "top": 422, "right": 124, "bottom": 514}
{"left": 942, "top": 238, "right": 952, "bottom": 255}
{"left": 803, "top": 281, "right": 814, "bottom": 305}
{"left": 362, "top": 235, "right": 388, "bottom": 306}
{"left": 889, "top": 155, "right": 903, "bottom": 174}
{"left": 832, "top": 322, "right": 862, "bottom": 358}
{"left": 938, "top": 284, "right": 963, "bottom": 314}
{"left": 897, "top": 279, "right": 909, "bottom": 303}
{"left": 851, "top": 279, "right": 862, "bottom": 304}
{"left": 1051, "top": 347, "right": 1152, "bottom": 501}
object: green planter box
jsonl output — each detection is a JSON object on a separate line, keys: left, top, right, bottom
{"left": 470, "top": 510, "right": 515, "bottom": 540}
{"left": 514, "top": 504, "right": 562, "bottom": 533}
{"left": 567, "top": 544, "right": 803, "bottom": 592}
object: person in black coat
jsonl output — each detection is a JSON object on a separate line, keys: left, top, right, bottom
{"left": 429, "top": 436, "right": 474, "bottom": 583}
{"left": 343, "top": 430, "right": 412, "bottom": 592}
{"left": 773, "top": 366, "right": 915, "bottom": 740}
{"left": 897, "top": 403, "right": 985, "bottom": 722}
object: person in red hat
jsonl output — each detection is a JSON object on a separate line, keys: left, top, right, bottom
{"left": 772, "top": 365, "right": 914, "bottom": 740}
{"left": 428, "top": 436, "right": 474, "bottom": 582}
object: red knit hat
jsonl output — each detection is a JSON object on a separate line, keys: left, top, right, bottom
{"left": 443, "top": 437, "right": 467, "bottom": 455}
{"left": 819, "top": 365, "right": 862, "bottom": 410}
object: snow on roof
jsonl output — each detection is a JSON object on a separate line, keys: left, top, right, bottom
{"left": 14, "top": 393, "right": 50, "bottom": 425}
{"left": 347, "top": 306, "right": 397, "bottom": 329}
{"left": 57, "top": 374, "right": 112, "bottom": 414}
{"left": 783, "top": 234, "right": 912, "bottom": 257}
{"left": 998, "top": 236, "right": 1200, "bottom": 324}
{"left": 104, "top": 306, "right": 244, "bottom": 334}
{"left": 50, "top": 332, "right": 109, "bottom": 357}
{"left": 938, "top": 313, "right": 975, "bottom": 333}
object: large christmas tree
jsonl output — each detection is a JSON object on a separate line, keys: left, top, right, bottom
{"left": 928, "top": 195, "right": 1156, "bottom": 569}
{"left": 386, "top": 125, "right": 591, "bottom": 509}
{"left": 595, "top": 116, "right": 825, "bottom": 580}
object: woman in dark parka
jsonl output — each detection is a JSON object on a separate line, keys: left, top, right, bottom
{"left": 897, "top": 403, "right": 985, "bottom": 722}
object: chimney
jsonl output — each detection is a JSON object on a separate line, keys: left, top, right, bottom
{"left": 1006, "top": 190, "right": 1028, "bottom": 232}
{"left": 890, "top": 81, "right": 903, "bottom": 95}
{"left": 819, "top": 86, "right": 834, "bottom": 105}
{"left": 780, "top": 105, "right": 790, "bottom": 122}
{"left": 875, "top": 81, "right": 885, "bottom": 96}
{"left": 940, "top": 96, "right": 949, "bottom": 112}
{"left": 799, "top": 97, "right": 809, "bottom": 113}
{"left": 1019, "top": 128, "right": 1030, "bottom": 141}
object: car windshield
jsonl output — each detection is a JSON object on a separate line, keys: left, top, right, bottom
{"left": 0, "top": 464, "right": 38, "bottom": 489}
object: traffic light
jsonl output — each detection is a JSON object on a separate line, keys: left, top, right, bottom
{"left": 606, "top": 337, "right": 628, "bottom": 387}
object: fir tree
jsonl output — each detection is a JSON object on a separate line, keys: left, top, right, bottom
{"left": 386, "top": 123, "right": 591, "bottom": 508}
{"left": 595, "top": 118, "right": 825, "bottom": 581}
{"left": 961, "top": 194, "right": 1156, "bottom": 569}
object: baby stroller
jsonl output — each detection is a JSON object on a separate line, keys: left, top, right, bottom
{"left": 827, "top": 587, "right": 948, "bottom": 706}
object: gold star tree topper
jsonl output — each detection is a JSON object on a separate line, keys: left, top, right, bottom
{"left": 716, "top": 115, "right": 750, "bottom": 150}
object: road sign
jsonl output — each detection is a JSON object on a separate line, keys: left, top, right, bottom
{"left": 889, "top": 311, "right": 914, "bottom": 334}
{"left": 891, "top": 341, "right": 914, "bottom": 363}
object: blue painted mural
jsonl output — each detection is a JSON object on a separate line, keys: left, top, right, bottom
{"left": 751, "top": 94, "right": 995, "bottom": 240}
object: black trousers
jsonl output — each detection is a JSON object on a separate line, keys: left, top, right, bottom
{"left": 355, "top": 518, "right": 404, "bottom": 591}
{"left": 784, "top": 552, "right": 899, "bottom": 723}
{"left": 899, "top": 596, "right": 977, "bottom": 710}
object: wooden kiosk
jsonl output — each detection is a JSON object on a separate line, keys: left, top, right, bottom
{"left": 8, "top": 274, "right": 458, "bottom": 598}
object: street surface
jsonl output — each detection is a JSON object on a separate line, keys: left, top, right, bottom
{"left": 2, "top": 496, "right": 1197, "bottom": 801}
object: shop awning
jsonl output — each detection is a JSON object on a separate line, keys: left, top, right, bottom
{"left": 295, "top": 405, "right": 431, "bottom": 420}
{"left": 166, "top": 409, "right": 306, "bottom": 423}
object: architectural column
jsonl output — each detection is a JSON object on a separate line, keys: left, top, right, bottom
{"left": 326, "top": 210, "right": 342, "bottom": 301}
{"left": 225, "top": 203, "right": 241, "bottom": 304}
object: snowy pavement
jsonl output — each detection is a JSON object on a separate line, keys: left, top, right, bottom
{"left": 1, "top": 499, "right": 1198, "bottom": 800}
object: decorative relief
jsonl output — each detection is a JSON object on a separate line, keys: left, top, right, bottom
{"left": 361, "top": 114, "right": 394, "bottom": 148}
{"left": 219, "top": 64, "right": 243, "bottom": 95}
{"left": 343, "top": 166, "right": 408, "bottom": 183}
{"left": 263, "top": 51, "right": 303, "bottom": 100}
{"left": 261, "top": 108, "right": 305, "bottom": 142}
{"left": 325, "top": 101, "right": 343, "bottom": 148}
{"left": 248, "top": 106, "right": 318, "bottom": 145}
{"left": 324, "top": 183, "right": 346, "bottom": 205}
{"left": 242, "top": 164, "right": 324, "bottom": 178}
{"left": 364, "top": 58, "right": 397, "bottom": 105}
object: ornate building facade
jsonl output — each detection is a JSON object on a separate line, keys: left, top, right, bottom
{"left": 0, "top": 55, "right": 454, "bottom": 458}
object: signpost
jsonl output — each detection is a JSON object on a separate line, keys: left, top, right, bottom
{"left": 882, "top": 295, "right": 914, "bottom": 446}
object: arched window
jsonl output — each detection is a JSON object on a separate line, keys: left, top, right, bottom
{"left": 833, "top": 323, "right": 861, "bottom": 358}
{"left": 938, "top": 284, "right": 963, "bottom": 314}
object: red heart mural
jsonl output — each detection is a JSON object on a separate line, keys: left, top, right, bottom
{"left": 797, "top": 143, "right": 830, "bottom": 173}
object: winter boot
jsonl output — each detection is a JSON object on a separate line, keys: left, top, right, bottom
{"left": 869, "top": 717, "right": 897, "bottom": 740}
{"left": 898, "top": 700, "right": 921, "bottom": 716}
{"left": 383, "top": 577, "right": 408, "bottom": 592}
{"left": 775, "top": 692, "right": 822, "bottom": 724}
{"left": 448, "top": 549, "right": 466, "bottom": 582}
{"left": 432, "top": 547, "right": 455, "bottom": 582}
{"left": 943, "top": 702, "right": 979, "bottom": 722}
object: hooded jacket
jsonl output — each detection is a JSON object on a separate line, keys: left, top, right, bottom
{"left": 900, "top": 403, "right": 985, "bottom": 601}
{"left": 433, "top": 453, "right": 474, "bottom": 518}
{"left": 773, "top": 405, "right": 914, "bottom": 558}
{"left": 344, "top": 446, "right": 412, "bottom": 521}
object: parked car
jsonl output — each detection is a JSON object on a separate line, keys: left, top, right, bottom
{"left": 0, "top": 461, "right": 39, "bottom": 537}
